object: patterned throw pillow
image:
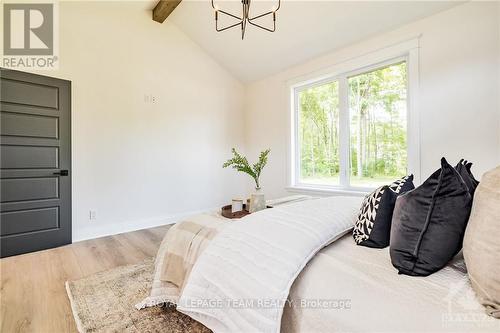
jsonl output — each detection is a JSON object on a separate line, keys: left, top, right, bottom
{"left": 353, "top": 175, "right": 414, "bottom": 248}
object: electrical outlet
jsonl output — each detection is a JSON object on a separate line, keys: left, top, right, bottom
{"left": 89, "top": 210, "right": 97, "bottom": 221}
{"left": 144, "top": 94, "right": 157, "bottom": 104}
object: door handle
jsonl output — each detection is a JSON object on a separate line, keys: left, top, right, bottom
{"left": 53, "top": 170, "right": 69, "bottom": 176}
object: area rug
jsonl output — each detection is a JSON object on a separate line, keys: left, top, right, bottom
{"left": 66, "top": 258, "right": 211, "bottom": 333}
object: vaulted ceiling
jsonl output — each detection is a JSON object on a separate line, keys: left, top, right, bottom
{"left": 151, "top": 1, "right": 462, "bottom": 82}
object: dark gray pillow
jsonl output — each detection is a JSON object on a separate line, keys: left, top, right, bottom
{"left": 390, "top": 158, "right": 472, "bottom": 276}
{"left": 353, "top": 175, "right": 414, "bottom": 248}
{"left": 455, "top": 159, "right": 479, "bottom": 196}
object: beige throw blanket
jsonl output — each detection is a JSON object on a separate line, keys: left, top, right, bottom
{"left": 136, "top": 214, "right": 229, "bottom": 309}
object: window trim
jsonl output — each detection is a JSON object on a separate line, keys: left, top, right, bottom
{"left": 287, "top": 39, "right": 420, "bottom": 194}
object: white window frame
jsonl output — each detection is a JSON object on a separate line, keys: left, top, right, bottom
{"left": 287, "top": 38, "right": 420, "bottom": 195}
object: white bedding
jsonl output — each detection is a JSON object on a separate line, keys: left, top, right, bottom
{"left": 282, "top": 234, "right": 500, "bottom": 333}
{"left": 176, "top": 196, "right": 363, "bottom": 333}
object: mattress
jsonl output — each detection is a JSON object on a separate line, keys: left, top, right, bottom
{"left": 281, "top": 234, "right": 500, "bottom": 333}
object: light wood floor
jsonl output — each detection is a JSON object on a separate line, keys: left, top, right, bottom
{"left": 0, "top": 225, "right": 170, "bottom": 333}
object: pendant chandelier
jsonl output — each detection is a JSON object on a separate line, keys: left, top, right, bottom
{"left": 211, "top": 0, "right": 281, "bottom": 40}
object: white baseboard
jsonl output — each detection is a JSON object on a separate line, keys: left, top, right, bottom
{"left": 72, "top": 207, "right": 216, "bottom": 242}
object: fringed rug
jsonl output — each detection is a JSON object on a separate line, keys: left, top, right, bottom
{"left": 66, "top": 258, "right": 211, "bottom": 333}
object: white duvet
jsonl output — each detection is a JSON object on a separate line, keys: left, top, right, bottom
{"left": 176, "top": 196, "right": 363, "bottom": 333}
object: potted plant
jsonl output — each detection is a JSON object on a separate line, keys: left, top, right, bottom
{"left": 223, "top": 148, "right": 270, "bottom": 212}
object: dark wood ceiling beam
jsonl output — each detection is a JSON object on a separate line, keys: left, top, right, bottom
{"left": 152, "top": 0, "right": 182, "bottom": 23}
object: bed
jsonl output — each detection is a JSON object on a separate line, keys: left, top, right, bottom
{"left": 138, "top": 197, "right": 500, "bottom": 332}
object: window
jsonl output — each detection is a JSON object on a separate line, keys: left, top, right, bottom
{"left": 349, "top": 62, "right": 408, "bottom": 188}
{"left": 297, "top": 81, "right": 340, "bottom": 186}
{"left": 292, "top": 58, "right": 415, "bottom": 192}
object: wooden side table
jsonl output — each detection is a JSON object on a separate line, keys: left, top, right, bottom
{"left": 221, "top": 204, "right": 251, "bottom": 219}
{"left": 221, "top": 203, "right": 272, "bottom": 219}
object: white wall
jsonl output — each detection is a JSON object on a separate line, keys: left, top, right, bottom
{"left": 20, "top": 1, "right": 499, "bottom": 241}
{"left": 244, "top": 1, "right": 500, "bottom": 199}
{"left": 31, "top": 2, "right": 246, "bottom": 241}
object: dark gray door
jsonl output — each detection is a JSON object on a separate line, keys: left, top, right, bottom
{"left": 1, "top": 68, "right": 71, "bottom": 258}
